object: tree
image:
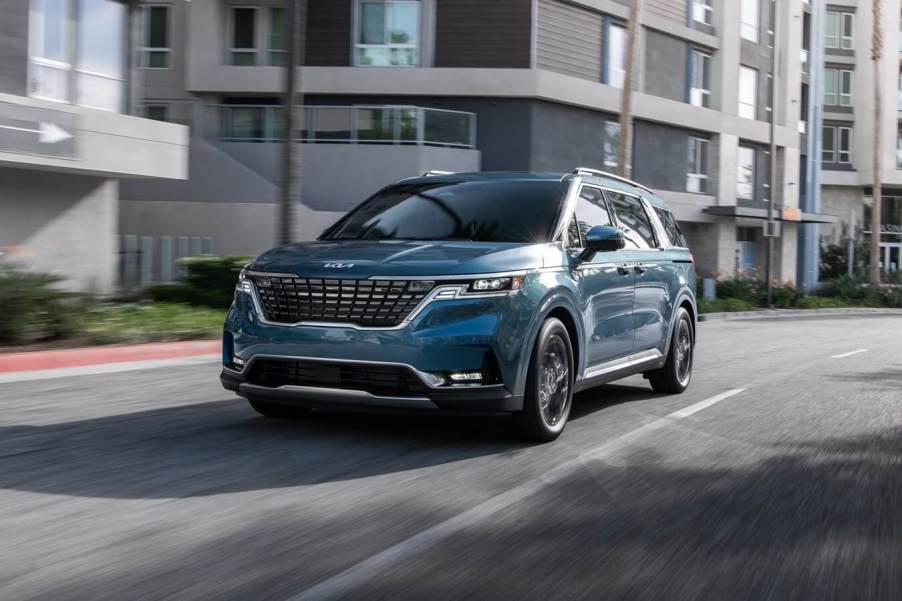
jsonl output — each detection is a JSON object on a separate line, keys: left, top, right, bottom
{"left": 616, "top": 0, "right": 642, "bottom": 177}
{"left": 870, "top": 0, "right": 883, "bottom": 285}
{"left": 279, "top": 0, "right": 307, "bottom": 245}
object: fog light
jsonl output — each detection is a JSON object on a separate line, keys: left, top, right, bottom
{"left": 449, "top": 371, "right": 483, "bottom": 383}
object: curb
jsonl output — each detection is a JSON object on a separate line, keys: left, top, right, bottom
{"left": 0, "top": 340, "right": 221, "bottom": 374}
{"left": 699, "top": 307, "right": 902, "bottom": 322}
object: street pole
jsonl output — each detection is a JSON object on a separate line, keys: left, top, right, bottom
{"left": 278, "top": 0, "right": 307, "bottom": 246}
{"left": 765, "top": 0, "right": 780, "bottom": 308}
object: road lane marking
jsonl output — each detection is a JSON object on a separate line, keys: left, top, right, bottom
{"left": 0, "top": 355, "right": 221, "bottom": 384}
{"left": 287, "top": 388, "right": 747, "bottom": 601}
{"left": 831, "top": 349, "right": 868, "bottom": 359}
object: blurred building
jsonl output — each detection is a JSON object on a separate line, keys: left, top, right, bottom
{"left": 0, "top": 0, "right": 187, "bottom": 293}
{"left": 125, "top": 0, "right": 837, "bottom": 283}
{"left": 814, "top": 0, "right": 902, "bottom": 275}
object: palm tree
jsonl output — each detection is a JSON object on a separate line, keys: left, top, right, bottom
{"left": 869, "top": 0, "right": 883, "bottom": 285}
{"left": 616, "top": 0, "right": 642, "bottom": 177}
{"left": 279, "top": 0, "right": 307, "bottom": 245}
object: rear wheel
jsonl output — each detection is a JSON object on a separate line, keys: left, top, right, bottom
{"left": 513, "top": 317, "right": 574, "bottom": 442}
{"left": 648, "top": 307, "right": 694, "bottom": 394}
{"left": 247, "top": 398, "right": 312, "bottom": 418}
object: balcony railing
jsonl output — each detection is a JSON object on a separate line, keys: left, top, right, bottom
{"left": 203, "top": 104, "right": 477, "bottom": 148}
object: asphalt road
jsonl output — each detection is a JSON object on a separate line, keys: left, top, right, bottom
{"left": 1, "top": 316, "right": 900, "bottom": 601}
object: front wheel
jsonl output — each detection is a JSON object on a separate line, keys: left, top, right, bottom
{"left": 513, "top": 317, "right": 575, "bottom": 442}
{"left": 647, "top": 307, "right": 694, "bottom": 394}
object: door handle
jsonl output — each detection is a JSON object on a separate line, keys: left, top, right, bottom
{"left": 634, "top": 264, "right": 647, "bottom": 274}
{"left": 617, "top": 265, "right": 630, "bottom": 276}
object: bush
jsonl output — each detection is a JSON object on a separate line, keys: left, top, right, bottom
{"left": 0, "top": 268, "right": 84, "bottom": 345}
{"left": 697, "top": 297, "right": 756, "bottom": 314}
{"left": 144, "top": 256, "right": 251, "bottom": 309}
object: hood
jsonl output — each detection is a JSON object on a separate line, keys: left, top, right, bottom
{"left": 248, "top": 240, "right": 547, "bottom": 278}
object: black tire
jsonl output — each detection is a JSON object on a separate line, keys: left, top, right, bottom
{"left": 513, "top": 317, "right": 575, "bottom": 442}
{"left": 648, "top": 307, "right": 694, "bottom": 394}
{"left": 247, "top": 398, "right": 312, "bottom": 418}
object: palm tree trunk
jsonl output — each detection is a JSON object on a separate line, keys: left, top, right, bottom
{"left": 616, "top": 0, "right": 642, "bottom": 177}
{"left": 870, "top": 0, "right": 883, "bottom": 285}
{"left": 279, "top": 0, "right": 307, "bottom": 245}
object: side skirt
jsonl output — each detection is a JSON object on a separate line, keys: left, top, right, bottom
{"left": 574, "top": 349, "right": 665, "bottom": 392}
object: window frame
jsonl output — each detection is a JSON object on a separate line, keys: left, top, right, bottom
{"left": 140, "top": 4, "right": 171, "bottom": 69}
{"left": 689, "top": 48, "right": 711, "bottom": 108}
{"left": 353, "top": 0, "right": 421, "bottom": 68}
{"left": 229, "top": 5, "right": 259, "bottom": 66}
{"left": 605, "top": 21, "right": 627, "bottom": 89}
{"left": 825, "top": 11, "right": 854, "bottom": 49}
{"left": 268, "top": 6, "right": 287, "bottom": 66}
{"left": 823, "top": 68, "right": 838, "bottom": 105}
{"left": 822, "top": 125, "right": 836, "bottom": 163}
{"left": 840, "top": 12, "right": 854, "bottom": 49}
{"left": 687, "top": 136, "right": 709, "bottom": 194}
{"left": 736, "top": 145, "right": 756, "bottom": 201}
{"left": 740, "top": 0, "right": 759, "bottom": 43}
{"left": 738, "top": 65, "right": 758, "bottom": 120}
{"left": 692, "top": 0, "right": 712, "bottom": 26}
{"left": 839, "top": 69, "right": 853, "bottom": 106}
{"left": 837, "top": 126, "right": 852, "bottom": 164}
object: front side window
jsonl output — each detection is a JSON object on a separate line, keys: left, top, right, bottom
{"left": 323, "top": 180, "right": 566, "bottom": 243}
{"left": 822, "top": 126, "right": 836, "bottom": 162}
{"left": 741, "top": 0, "right": 759, "bottom": 42}
{"left": 690, "top": 49, "right": 711, "bottom": 108}
{"left": 608, "top": 192, "right": 656, "bottom": 250}
{"left": 693, "top": 0, "right": 712, "bottom": 25}
{"left": 571, "top": 186, "right": 613, "bottom": 246}
{"left": 141, "top": 5, "right": 170, "bottom": 68}
{"left": 687, "top": 137, "right": 709, "bottom": 193}
{"left": 737, "top": 145, "right": 756, "bottom": 200}
{"left": 605, "top": 22, "right": 626, "bottom": 88}
{"left": 355, "top": 0, "right": 420, "bottom": 67}
{"left": 738, "top": 66, "right": 757, "bottom": 119}
{"left": 230, "top": 7, "right": 257, "bottom": 65}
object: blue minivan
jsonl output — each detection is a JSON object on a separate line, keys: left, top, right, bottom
{"left": 221, "top": 168, "right": 697, "bottom": 441}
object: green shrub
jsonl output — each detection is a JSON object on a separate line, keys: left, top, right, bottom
{"left": 715, "top": 278, "right": 765, "bottom": 305}
{"left": 144, "top": 256, "right": 251, "bottom": 309}
{"left": 0, "top": 268, "right": 84, "bottom": 345}
{"left": 697, "top": 297, "right": 756, "bottom": 314}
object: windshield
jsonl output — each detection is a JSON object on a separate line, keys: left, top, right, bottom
{"left": 322, "top": 179, "right": 566, "bottom": 243}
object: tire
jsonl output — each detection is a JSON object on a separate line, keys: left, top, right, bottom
{"left": 513, "top": 317, "right": 575, "bottom": 442}
{"left": 648, "top": 307, "right": 694, "bottom": 394}
{"left": 247, "top": 398, "right": 312, "bottom": 418}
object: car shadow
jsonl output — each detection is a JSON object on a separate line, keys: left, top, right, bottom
{"left": 0, "top": 383, "right": 661, "bottom": 500}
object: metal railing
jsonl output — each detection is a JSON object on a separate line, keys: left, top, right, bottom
{"left": 203, "top": 104, "right": 477, "bottom": 148}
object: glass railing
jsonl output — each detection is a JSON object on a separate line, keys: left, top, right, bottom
{"left": 203, "top": 104, "right": 477, "bottom": 148}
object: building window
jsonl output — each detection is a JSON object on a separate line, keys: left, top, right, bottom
{"left": 140, "top": 5, "right": 170, "bottom": 68}
{"left": 687, "top": 136, "right": 709, "bottom": 193}
{"left": 738, "top": 66, "right": 757, "bottom": 119}
{"left": 230, "top": 7, "right": 258, "bottom": 65}
{"left": 741, "top": 0, "right": 759, "bottom": 42}
{"left": 605, "top": 22, "right": 627, "bottom": 88}
{"left": 897, "top": 126, "right": 902, "bottom": 168}
{"left": 822, "top": 126, "right": 835, "bottom": 162}
{"left": 602, "top": 120, "right": 620, "bottom": 169}
{"left": 838, "top": 126, "right": 852, "bottom": 163}
{"left": 144, "top": 104, "right": 168, "bottom": 121}
{"left": 268, "top": 7, "right": 286, "bottom": 66}
{"left": 692, "top": 0, "right": 712, "bottom": 26}
{"left": 823, "top": 69, "right": 837, "bottom": 105}
{"left": 824, "top": 69, "right": 853, "bottom": 106}
{"left": 839, "top": 70, "right": 853, "bottom": 106}
{"left": 29, "top": 0, "right": 126, "bottom": 111}
{"left": 825, "top": 11, "right": 854, "bottom": 49}
{"left": 689, "top": 49, "right": 711, "bottom": 108}
{"left": 354, "top": 0, "right": 420, "bottom": 67}
{"left": 737, "top": 145, "right": 756, "bottom": 200}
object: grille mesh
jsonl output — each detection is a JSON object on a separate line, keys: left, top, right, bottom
{"left": 248, "top": 276, "right": 435, "bottom": 327}
{"left": 247, "top": 358, "right": 430, "bottom": 396}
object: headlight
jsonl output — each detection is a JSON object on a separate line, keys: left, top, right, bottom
{"left": 467, "top": 275, "right": 524, "bottom": 293}
{"left": 236, "top": 269, "right": 253, "bottom": 294}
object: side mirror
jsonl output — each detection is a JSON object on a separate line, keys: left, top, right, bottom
{"left": 579, "top": 225, "right": 625, "bottom": 260}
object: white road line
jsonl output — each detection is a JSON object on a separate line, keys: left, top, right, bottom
{"left": 0, "top": 354, "right": 221, "bottom": 384}
{"left": 287, "top": 387, "right": 747, "bottom": 601}
{"left": 831, "top": 348, "right": 868, "bottom": 359}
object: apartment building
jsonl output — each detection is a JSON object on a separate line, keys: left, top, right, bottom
{"left": 0, "top": 0, "right": 187, "bottom": 293}
{"left": 125, "top": 0, "right": 836, "bottom": 283}
{"left": 815, "top": 0, "right": 902, "bottom": 275}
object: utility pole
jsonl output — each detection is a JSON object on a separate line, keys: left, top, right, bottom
{"left": 279, "top": 0, "right": 307, "bottom": 245}
{"left": 616, "top": 0, "right": 641, "bottom": 178}
{"left": 869, "top": 0, "right": 883, "bottom": 285}
{"left": 765, "top": 0, "right": 781, "bottom": 308}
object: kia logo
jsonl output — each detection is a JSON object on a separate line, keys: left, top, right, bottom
{"left": 323, "top": 262, "right": 354, "bottom": 268}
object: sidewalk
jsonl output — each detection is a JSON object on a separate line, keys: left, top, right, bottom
{"left": 0, "top": 340, "right": 221, "bottom": 375}
{"left": 699, "top": 307, "right": 902, "bottom": 322}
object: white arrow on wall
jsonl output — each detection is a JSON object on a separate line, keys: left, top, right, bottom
{"left": 0, "top": 122, "right": 72, "bottom": 144}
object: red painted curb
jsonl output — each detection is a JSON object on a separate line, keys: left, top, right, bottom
{"left": 0, "top": 340, "right": 221, "bottom": 374}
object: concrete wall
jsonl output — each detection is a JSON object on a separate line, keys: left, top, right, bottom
{"left": 528, "top": 101, "right": 614, "bottom": 172}
{"left": 0, "top": 0, "right": 28, "bottom": 96}
{"left": 0, "top": 168, "right": 117, "bottom": 294}
{"left": 643, "top": 30, "right": 687, "bottom": 103}
{"left": 536, "top": 0, "right": 603, "bottom": 81}
{"left": 632, "top": 121, "right": 693, "bottom": 192}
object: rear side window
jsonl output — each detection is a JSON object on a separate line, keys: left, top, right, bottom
{"left": 607, "top": 191, "right": 657, "bottom": 249}
{"left": 570, "top": 185, "right": 613, "bottom": 247}
{"left": 654, "top": 207, "right": 688, "bottom": 248}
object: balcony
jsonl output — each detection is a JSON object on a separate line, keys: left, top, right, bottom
{"left": 202, "top": 104, "right": 477, "bottom": 148}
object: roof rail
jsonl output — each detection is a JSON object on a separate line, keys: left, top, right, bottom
{"left": 572, "top": 167, "right": 653, "bottom": 194}
{"left": 422, "top": 170, "right": 455, "bottom": 177}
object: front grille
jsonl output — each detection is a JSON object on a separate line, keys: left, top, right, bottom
{"left": 246, "top": 358, "right": 431, "bottom": 397}
{"left": 248, "top": 275, "right": 435, "bottom": 327}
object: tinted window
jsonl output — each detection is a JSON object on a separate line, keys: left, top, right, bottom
{"left": 570, "top": 186, "right": 613, "bottom": 246}
{"left": 608, "top": 191, "right": 657, "bottom": 249}
{"left": 654, "top": 207, "right": 688, "bottom": 247}
{"left": 323, "top": 180, "right": 566, "bottom": 243}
